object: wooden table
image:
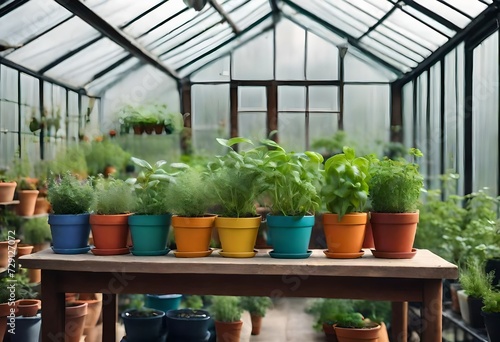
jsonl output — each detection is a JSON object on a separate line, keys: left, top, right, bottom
{"left": 20, "top": 248, "right": 458, "bottom": 342}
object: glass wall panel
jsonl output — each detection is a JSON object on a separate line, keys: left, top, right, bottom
{"left": 192, "top": 56, "right": 231, "bottom": 82}
{"left": 232, "top": 31, "right": 273, "bottom": 80}
{"left": 444, "top": 49, "right": 458, "bottom": 177}
{"left": 456, "top": 43, "right": 465, "bottom": 196}
{"left": 402, "top": 82, "right": 414, "bottom": 150}
{"left": 239, "top": 87, "right": 266, "bottom": 111}
{"left": 428, "top": 63, "right": 442, "bottom": 190}
{"left": 472, "top": 32, "right": 499, "bottom": 193}
{"left": 276, "top": 20, "right": 305, "bottom": 80}
{"left": 309, "top": 86, "right": 338, "bottom": 111}
{"left": 278, "top": 112, "right": 306, "bottom": 151}
{"left": 191, "top": 84, "right": 230, "bottom": 155}
{"left": 344, "top": 53, "right": 393, "bottom": 82}
{"left": 0, "top": 66, "right": 19, "bottom": 169}
{"left": 238, "top": 112, "right": 267, "bottom": 142}
{"left": 278, "top": 86, "right": 305, "bottom": 111}
{"left": 306, "top": 32, "right": 338, "bottom": 80}
{"left": 309, "top": 113, "right": 338, "bottom": 152}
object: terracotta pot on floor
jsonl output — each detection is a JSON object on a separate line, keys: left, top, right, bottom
{"left": 65, "top": 302, "right": 88, "bottom": 342}
{"left": 215, "top": 320, "right": 243, "bottom": 342}
{"left": 322, "top": 323, "right": 338, "bottom": 342}
{"left": 250, "top": 314, "right": 262, "bottom": 335}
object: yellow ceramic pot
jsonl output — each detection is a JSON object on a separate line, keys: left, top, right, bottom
{"left": 215, "top": 216, "right": 261, "bottom": 257}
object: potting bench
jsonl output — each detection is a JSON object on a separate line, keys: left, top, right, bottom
{"left": 20, "top": 248, "right": 458, "bottom": 342}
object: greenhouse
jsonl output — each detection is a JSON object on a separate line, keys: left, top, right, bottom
{"left": 0, "top": 0, "right": 499, "bottom": 342}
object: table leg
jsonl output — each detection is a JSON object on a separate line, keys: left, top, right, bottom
{"left": 421, "top": 279, "right": 442, "bottom": 342}
{"left": 102, "top": 293, "right": 117, "bottom": 342}
{"left": 41, "top": 270, "right": 65, "bottom": 342}
{"left": 391, "top": 301, "right": 408, "bottom": 342}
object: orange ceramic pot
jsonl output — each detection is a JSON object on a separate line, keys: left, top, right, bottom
{"left": 17, "top": 190, "right": 39, "bottom": 216}
{"left": 214, "top": 320, "right": 243, "bottom": 342}
{"left": 65, "top": 302, "right": 88, "bottom": 342}
{"left": 334, "top": 323, "right": 380, "bottom": 342}
{"left": 370, "top": 212, "right": 419, "bottom": 253}
{"left": 323, "top": 213, "right": 367, "bottom": 256}
{"left": 90, "top": 214, "right": 131, "bottom": 250}
{"left": 0, "top": 182, "right": 16, "bottom": 203}
{"left": 172, "top": 215, "right": 216, "bottom": 254}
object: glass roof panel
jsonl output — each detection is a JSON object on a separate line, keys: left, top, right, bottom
{"left": 80, "top": 0, "right": 163, "bottom": 28}
{"left": 0, "top": 0, "right": 71, "bottom": 46}
{"left": 366, "top": 31, "right": 425, "bottom": 63}
{"left": 6, "top": 17, "right": 100, "bottom": 71}
{"left": 360, "top": 36, "right": 418, "bottom": 69}
{"left": 376, "top": 24, "right": 433, "bottom": 58}
{"left": 86, "top": 57, "right": 142, "bottom": 93}
{"left": 358, "top": 41, "right": 412, "bottom": 72}
{"left": 45, "top": 38, "right": 128, "bottom": 87}
{"left": 440, "top": 0, "right": 487, "bottom": 17}
{"left": 401, "top": 6, "right": 457, "bottom": 37}
{"left": 0, "top": 1, "right": 15, "bottom": 9}
{"left": 412, "top": 0, "right": 470, "bottom": 28}
{"left": 324, "top": 0, "right": 380, "bottom": 27}
{"left": 227, "top": 0, "right": 271, "bottom": 31}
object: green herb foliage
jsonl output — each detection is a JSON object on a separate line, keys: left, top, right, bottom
{"left": 459, "top": 258, "right": 494, "bottom": 298}
{"left": 482, "top": 289, "right": 500, "bottom": 313}
{"left": 92, "top": 176, "right": 134, "bottom": 215}
{"left": 168, "top": 168, "right": 213, "bottom": 217}
{"left": 82, "top": 139, "right": 131, "bottom": 176}
{"left": 127, "top": 157, "right": 188, "bottom": 215}
{"left": 368, "top": 148, "right": 423, "bottom": 213}
{"left": 322, "top": 146, "right": 369, "bottom": 220}
{"left": 306, "top": 299, "right": 354, "bottom": 331}
{"left": 261, "top": 140, "right": 323, "bottom": 216}
{"left": 240, "top": 296, "right": 272, "bottom": 317}
{"left": 47, "top": 172, "right": 94, "bottom": 215}
{"left": 205, "top": 138, "right": 267, "bottom": 218}
{"left": 334, "top": 312, "right": 367, "bottom": 329}
{"left": 22, "top": 217, "right": 52, "bottom": 244}
{"left": 182, "top": 295, "right": 204, "bottom": 310}
{"left": 210, "top": 296, "right": 243, "bottom": 323}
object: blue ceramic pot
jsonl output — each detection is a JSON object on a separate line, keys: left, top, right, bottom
{"left": 267, "top": 215, "right": 314, "bottom": 255}
{"left": 166, "top": 309, "right": 210, "bottom": 340}
{"left": 121, "top": 309, "right": 166, "bottom": 342}
{"left": 145, "top": 294, "right": 182, "bottom": 313}
{"left": 9, "top": 314, "right": 41, "bottom": 342}
{"left": 48, "top": 214, "right": 90, "bottom": 252}
{"left": 128, "top": 214, "right": 171, "bottom": 255}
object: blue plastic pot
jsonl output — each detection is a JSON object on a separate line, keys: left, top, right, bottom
{"left": 267, "top": 215, "right": 314, "bottom": 254}
{"left": 121, "top": 309, "right": 166, "bottom": 342}
{"left": 128, "top": 214, "right": 171, "bottom": 255}
{"left": 166, "top": 309, "right": 210, "bottom": 340}
{"left": 9, "top": 314, "right": 41, "bottom": 342}
{"left": 48, "top": 214, "right": 91, "bottom": 252}
{"left": 145, "top": 294, "right": 182, "bottom": 313}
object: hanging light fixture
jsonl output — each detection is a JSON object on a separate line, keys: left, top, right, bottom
{"left": 183, "top": 0, "right": 208, "bottom": 11}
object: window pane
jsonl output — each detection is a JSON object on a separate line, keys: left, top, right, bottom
{"left": 238, "top": 87, "right": 266, "bottom": 111}
{"left": 191, "top": 56, "right": 230, "bottom": 82}
{"left": 233, "top": 31, "right": 273, "bottom": 80}
{"left": 413, "top": 0, "right": 470, "bottom": 28}
{"left": 278, "top": 86, "right": 305, "bottom": 111}
{"left": 238, "top": 112, "right": 266, "bottom": 142}
{"left": 306, "top": 32, "right": 338, "bottom": 80}
{"left": 83, "top": 0, "right": 161, "bottom": 28}
{"left": 276, "top": 20, "right": 305, "bottom": 80}
{"left": 309, "top": 86, "right": 339, "bottom": 111}
{"left": 278, "top": 112, "right": 306, "bottom": 151}
{"left": 309, "top": 113, "right": 338, "bottom": 153}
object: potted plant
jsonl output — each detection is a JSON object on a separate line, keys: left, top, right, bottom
{"left": 210, "top": 296, "right": 243, "bottom": 342}
{"left": 0, "top": 277, "right": 17, "bottom": 341}
{"left": 126, "top": 157, "right": 187, "bottom": 256}
{"left": 0, "top": 230, "right": 20, "bottom": 268}
{"left": 260, "top": 139, "right": 324, "bottom": 259}
{"left": 481, "top": 288, "right": 500, "bottom": 341}
{"left": 166, "top": 308, "right": 211, "bottom": 340}
{"left": 169, "top": 168, "right": 217, "bottom": 257}
{"left": 121, "top": 307, "right": 166, "bottom": 341}
{"left": 307, "top": 298, "right": 354, "bottom": 342}
{"left": 333, "top": 312, "right": 381, "bottom": 342}
{"left": 47, "top": 172, "right": 94, "bottom": 254}
{"left": 9, "top": 275, "right": 41, "bottom": 342}
{"left": 458, "top": 258, "right": 493, "bottom": 329}
{"left": 16, "top": 178, "right": 39, "bottom": 217}
{"left": 240, "top": 296, "right": 272, "bottom": 335}
{"left": 205, "top": 137, "right": 267, "bottom": 258}
{"left": 368, "top": 148, "right": 424, "bottom": 258}
{"left": 90, "top": 176, "right": 135, "bottom": 255}
{"left": 0, "top": 175, "right": 17, "bottom": 203}
{"left": 321, "top": 146, "right": 370, "bottom": 259}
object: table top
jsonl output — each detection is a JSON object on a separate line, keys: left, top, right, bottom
{"left": 20, "top": 248, "right": 458, "bottom": 280}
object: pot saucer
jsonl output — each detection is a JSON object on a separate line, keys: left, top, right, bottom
{"left": 91, "top": 247, "right": 130, "bottom": 256}
{"left": 269, "top": 250, "right": 312, "bottom": 259}
{"left": 371, "top": 248, "right": 417, "bottom": 259}
{"left": 323, "top": 250, "right": 364, "bottom": 259}
{"left": 218, "top": 250, "right": 257, "bottom": 258}
{"left": 167, "top": 331, "right": 210, "bottom": 342}
{"left": 130, "top": 248, "right": 170, "bottom": 256}
{"left": 173, "top": 249, "right": 213, "bottom": 258}
{"left": 51, "top": 246, "right": 90, "bottom": 254}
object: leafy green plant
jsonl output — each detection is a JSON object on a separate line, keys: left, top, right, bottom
{"left": 334, "top": 312, "right": 369, "bottom": 328}
{"left": 352, "top": 300, "right": 391, "bottom": 324}
{"left": 92, "top": 176, "right": 134, "bottom": 215}
{"left": 322, "top": 146, "right": 369, "bottom": 220}
{"left": 482, "top": 289, "right": 500, "bottom": 313}
{"left": 459, "top": 258, "right": 494, "bottom": 298}
{"left": 168, "top": 168, "right": 213, "bottom": 217}
{"left": 22, "top": 217, "right": 51, "bottom": 244}
{"left": 47, "top": 172, "right": 95, "bottom": 215}
{"left": 205, "top": 137, "right": 267, "bottom": 218}
{"left": 210, "top": 296, "right": 243, "bottom": 322}
{"left": 260, "top": 139, "right": 323, "bottom": 216}
{"left": 368, "top": 148, "right": 424, "bottom": 213}
{"left": 82, "top": 140, "right": 131, "bottom": 176}
{"left": 18, "top": 177, "right": 37, "bottom": 191}
{"left": 306, "top": 298, "right": 354, "bottom": 331}
{"left": 127, "top": 157, "right": 188, "bottom": 215}
{"left": 182, "top": 295, "right": 204, "bottom": 310}
{"left": 240, "top": 296, "right": 272, "bottom": 317}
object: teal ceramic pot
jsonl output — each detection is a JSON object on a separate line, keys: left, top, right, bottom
{"left": 145, "top": 294, "right": 182, "bottom": 313}
{"left": 128, "top": 214, "right": 171, "bottom": 255}
{"left": 267, "top": 215, "right": 314, "bottom": 255}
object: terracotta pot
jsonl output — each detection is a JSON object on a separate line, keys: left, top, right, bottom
{"left": 250, "top": 314, "right": 262, "bottom": 335}
{"left": 16, "top": 244, "right": 33, "bottom": 257}
{"left": 0, "top": 302, "right": 18, "bottom": 341}
{"left": 17, "top": 190, "right": 39, "bottom": 216}
{"left": 323, "top": 213, "right": 367, "bottom": 256}
{"left": 144, "top": 124, "right": 155, "bottom": 134}
{"left": 0, "top": 182, "right": 17, "bottom": 203}
{"left": 28, "top": 268, "right": 41, "bottom": 284}
{"left": 322, "top": 323, "right": 338, "bottom": 342}
{"left": 65, "top": 293, "right": 78, "bottom": 303}
{"left": 450, "top": 283, "right": 462, "bottom": 314}
{"left": 16, "top": 299, "right": 40, "bottom": 317}
{"left": 90, "top": 214, "right": 131, "bottom": 250}
{"left": 370, "top": 212, "right": 419, "bottom": 253}
{"left": 172, "top": 215, "right": 216, "bottom": 254}
{"left": 154, "top": 124, "right": 164, "bottom": 134}
{"left": 33, "top": 197, "right": 51, "bottom": 215}
{"left": 362, "top": 219, "right": 375, "bottom": 249}
{"left": 0, "top": 240, "right": 20, "bottom": 268}
{"left": 133, "top": 125, "right": 144, "bottom": 135}
{"left": 334, "top": 323, "right": 381, "bottom": 342}
{"left": 214, "top": 320, "right": 243, "bottom": 342}
{"left": 74, "top": 294, "right": 102, "bottom": 329}
{"left": 65, "top": 302, "right": 88, "bottom": 342}
{"left": 32, "top": 242, "right": 50, "bottom": 253}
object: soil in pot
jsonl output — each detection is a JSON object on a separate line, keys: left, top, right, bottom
{"left": 121, "top": 308, "right": 166, "bottom": 342}
{"left": 166, "top": 309, "right": 211, "bottom": 340}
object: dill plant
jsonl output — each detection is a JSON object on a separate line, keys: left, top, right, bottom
{"left": 168, "top": 168, "right": 213, "bottom": 217}
{"left": 47, "top": 172, "right": 94, "bottom": 215}
{"left": 92, "top": 176, "right": 134, "bottom": 215}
